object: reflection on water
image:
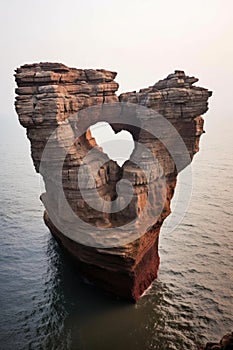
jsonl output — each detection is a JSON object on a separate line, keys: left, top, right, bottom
{"left": 14, "top": 237, "right": 204, "bottom": 350}
{"left": 0, "top": 117, "right": 232, "bottom": 349}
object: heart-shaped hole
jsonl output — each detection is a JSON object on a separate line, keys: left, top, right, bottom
{"left": 90, "top": 122, "right": 135, "bottom": 166}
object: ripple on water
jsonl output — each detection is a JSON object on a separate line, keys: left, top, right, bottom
{"left": 0, "top": 121, "right": 233, "bottom": 349}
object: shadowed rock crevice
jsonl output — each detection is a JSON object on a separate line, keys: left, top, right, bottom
{"left": 14, "top": 63, "right": 212, "bottom": 301}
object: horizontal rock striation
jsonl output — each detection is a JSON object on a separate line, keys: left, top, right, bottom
{"left": 15, "top": 63, "right": 212, "bottom": 301}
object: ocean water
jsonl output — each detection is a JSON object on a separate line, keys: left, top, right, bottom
{"left": 0, "top": 115, "right": 232, "bottom": 350}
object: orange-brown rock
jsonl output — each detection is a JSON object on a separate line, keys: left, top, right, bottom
{"left": 14, "top": 63, "right": 212, "bottom": 301}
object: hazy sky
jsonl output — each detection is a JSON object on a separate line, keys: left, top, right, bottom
{"left": 1, "top": 0, "right": 233, "bottom": 132}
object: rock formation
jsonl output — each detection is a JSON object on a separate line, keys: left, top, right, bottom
{"left": 200, "top": 332, "right": 233, "bottom": 350}
{"left": 14, "top": 63, "right": 212, "bottom": 301}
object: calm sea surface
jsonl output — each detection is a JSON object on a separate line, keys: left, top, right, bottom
{"left": 0, "top": 115, "right": 232, "bottom": 350}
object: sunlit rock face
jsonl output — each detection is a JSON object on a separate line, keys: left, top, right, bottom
{"left": 15, "top": 63, "right": 212, "bottom": 301}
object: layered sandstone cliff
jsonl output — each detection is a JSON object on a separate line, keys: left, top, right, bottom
{"left": 15, "top": 63, "right": 212, "bottom": 301}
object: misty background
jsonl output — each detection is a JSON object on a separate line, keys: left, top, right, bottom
{"left": 1, "top": 0, "right": 232, "bottom": 235}
{"left": 0, "top": 0, "right": 233, "bottom": 136}
{"left": 0, "top": 2, "right": 232, "bottom": 348}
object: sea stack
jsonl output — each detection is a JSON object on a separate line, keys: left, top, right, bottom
{"left": 14, "top": 63, "right": 212, "bottom": 301}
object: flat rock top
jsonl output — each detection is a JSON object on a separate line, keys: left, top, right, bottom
{"left": 15, "top": 62, "right": 117, "bottom": 84}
